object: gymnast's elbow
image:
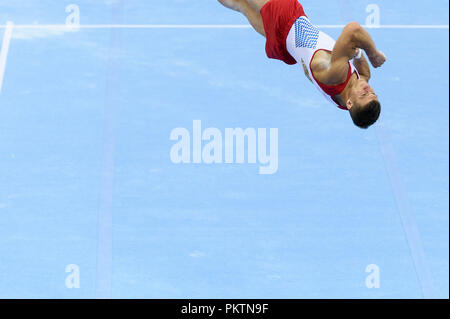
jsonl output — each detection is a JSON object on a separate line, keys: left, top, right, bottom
{"left": 345, "top": 22, "right": 363, "bottom": 32}
{"left": 344, "top": 22, "right": 364, "bottom": 40}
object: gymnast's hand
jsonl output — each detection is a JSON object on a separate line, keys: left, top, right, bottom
{"left": 368, "top": 50, "right": 386, "bottom": 68}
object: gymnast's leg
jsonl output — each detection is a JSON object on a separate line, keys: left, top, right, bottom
{"left": 218, "top": 0, "right": 266, "bottom": 37}
{"left": 245, "top": 0, "right": 270, "bottom": 12}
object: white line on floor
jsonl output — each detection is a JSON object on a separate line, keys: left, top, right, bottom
{"left": 0, "top": 24, "right": 448, "bottom": 29}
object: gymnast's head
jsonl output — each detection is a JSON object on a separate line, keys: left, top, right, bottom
{"left": 346, "top": 78, "right": 381, "bottom": 129}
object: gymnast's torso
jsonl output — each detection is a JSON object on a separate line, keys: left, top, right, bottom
{"left": 286, "top": 16, "right": 360, "bottom": 109}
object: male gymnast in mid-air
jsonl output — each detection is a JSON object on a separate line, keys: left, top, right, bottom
{"left": 218, "top": 0, "right": 387, "bottom": 129}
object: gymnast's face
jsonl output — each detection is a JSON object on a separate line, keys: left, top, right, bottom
{"left": 348, "top": 79, "right": 378, "bottom": 109}
{"left": 346, "top": 78, "right": 381, "bottom": 129}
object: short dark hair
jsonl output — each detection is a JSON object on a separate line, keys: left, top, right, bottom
{"left": 349, "top": 100, "right": 381, "bottom": 129}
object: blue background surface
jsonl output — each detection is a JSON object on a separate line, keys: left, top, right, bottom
{"left": 0, "top": 0, "right": 448, "bottom": 298}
